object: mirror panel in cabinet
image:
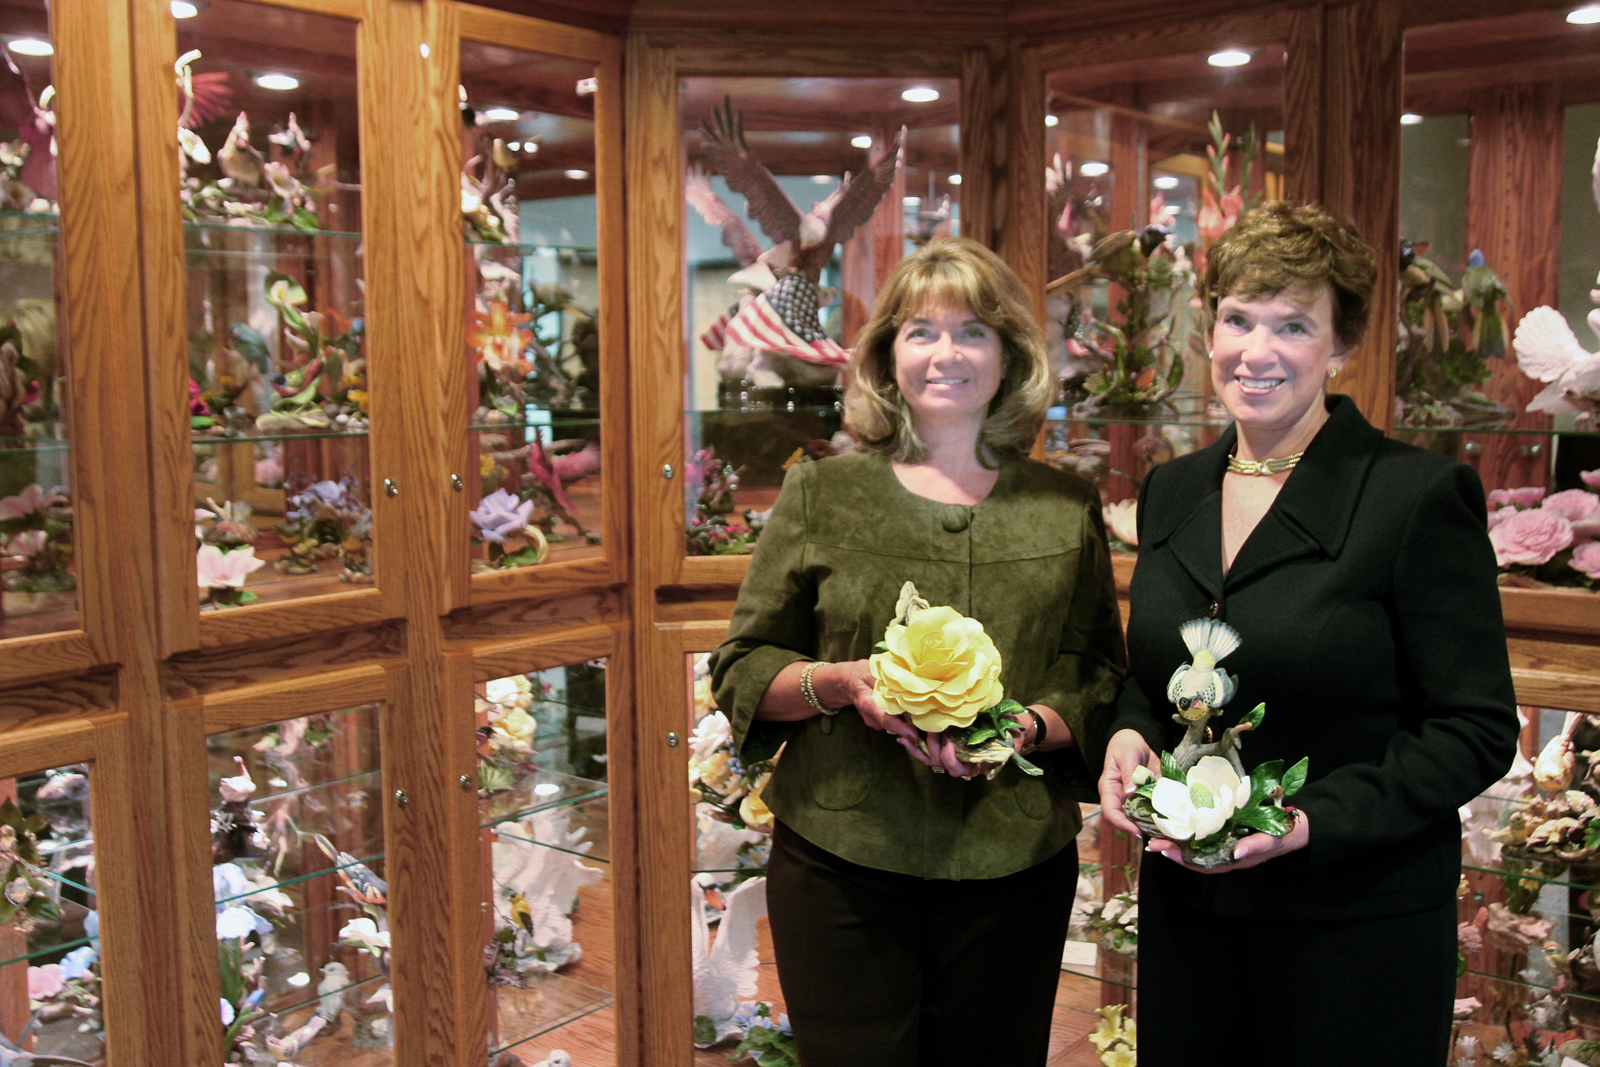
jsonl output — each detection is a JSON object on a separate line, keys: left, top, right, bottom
{"left": 1456, "top": 705, "right": 1600, "bottom": 1049}
{"left": 478, "top": 660, "right": 613, "bottom": 1065}
{"left": 679, "top": 76, "right": 959, "bottom": 559}
{"left": 1399, "top": 11, "right": 1600, "bottom": 595}
{"left": 0, "top": 0, "right": 78, "bottom": 638}
{"left": 176, "top": 2, "right": 373, "bottom": 615}
{"left": 1041, "top": 43, "right": 1285, "bottom": 544}
{"left": 460, "top": 42, "right": 605, "bottom": 578}
{"left": 208, "top": 704, "right": 390, "bottom": 1065}
{"left": 0, "top": 764, "right": 98, "bottom": 1062}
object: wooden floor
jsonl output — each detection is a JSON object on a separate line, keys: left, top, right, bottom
{"left": 490, "top": 859, "right": 1117, "bottom": 1067}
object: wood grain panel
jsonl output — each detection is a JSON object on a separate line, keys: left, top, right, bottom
{"left": 0, "top": 716, "right": 95, "bottom": 776}
{"left": 0, "top": 630, "right": 96, "bottom": 689}
{"left": 959, "top": 46, "right": 995, "bottom": 249}
{"left": 676, "top": 554, "right": 750, "bottom": 588}
{"left": 468, "top": 558, "right": 624, "bottom": 605}
{"left": 1034, "top": 9, "right": 1289, "bottom": 71}
{"left": 656, "top": 34, "right": 967, "bottom": 78}
{"left": 446, "top": 585, "right": 627, "bottom": 643}
{"left": 1001, "top": 42, "right": 1046, "bottom": 323}
{"left": 602, "top": 628, "right": 643, "bottom": 1066}
{"left": 1501, "top": 586, "right": 1600, "bottom": 636}
{"left": 195, "top": 587, "right": 391, "bottom": 648}
{"left": 467, "top": 621, "right": 618, "bottom": 681}
{"left": 1399, "top": 0, "right": 1582, "bottom": 29}
{"left": 1282, "top": 3, "right": 1324, "bottom": 203}
{"left": 669, "top": 619, "right": 730, "bottom": 654}
{"left": 1462, "top": 82, "right": 1562, "bottom": 493}
{"left": 1318, "top": 0, "right": 1400, "bottom": 432}
{"left": 128, "top": 0, "right": 199, "bottom": 656}
{"left": 594, "top": 35, "right": 633, "bottom": 621}
{"left": 200, "top": 663, "right": 390, "bottom": 732}
{"left": 1512, "top": 669, "right": 1600, "bottom": 714}
{"left": 633, "top": 5, "right": 1004, "bottom": 35}
{"left": 626, "top": 39, "right": 686, "bottom": 590}
{"left": 458, "top": 3, "right": 612, "bottom": 60}
{"left": 164, "top": 620, "right": 403, "bottom": 699}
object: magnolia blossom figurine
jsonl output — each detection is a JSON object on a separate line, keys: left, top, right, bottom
{"left": 869, "top": 582, "right": 1040, "bottom": 778}
{"left": 197, "top": 543, "right": 266, "bottom": 608}
{"left": 0, "top": 483, "right": 74, "bottom": 595}
{"left": 1120, "top": 618, "right": 1308, "bottom": 868}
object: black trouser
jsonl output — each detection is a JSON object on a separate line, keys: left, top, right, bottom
{"left": 765, "top": 820, "right": 1077, "bottom": 1067}
{"left": 1136, "top": 865, "right": 1459, "bottom": 1066}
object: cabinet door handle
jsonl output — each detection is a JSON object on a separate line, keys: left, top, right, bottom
{"left": 450, "top": 473, "right": 464, "bottom": 492}
{"left": 666, "top": 732, "right": 680, "bottom": 747}
{"left": 384, "top": 478, "right": 399, "bottom": 497}
{"left": 393, "top": 789, "right": 410, "bottom": 807}
{"left": 662, "top": 464, "right": 674, "bottom": 480}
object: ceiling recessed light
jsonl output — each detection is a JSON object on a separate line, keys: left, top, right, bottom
{"left": 6, "top": 38, "right": 52, "bottom": 57}
{"left": 1568, "top": 5, "right": 1600, "bottom": 23}
{"left": 903, "top": 196, "right": 922, "bottom": 206}
{"left": 480, "top": 107, "right": 519, "bottom": 122}
{"left": 811, "top": 174, "right": 833, "bottom": 184}
{"left": 254, "top": 73, "right": 298, "bottom": 91}
{"left": 564, "top": 169, "right": 590, "bottom": 180}
{"left": 170, "top": 0, "right": 200, "bottom": 17}
{"left": 1045, "top": 114, "right": 1059, "bottom": 128}
{"left": 948, "top": 173, "right": 962, "bottom": 185}
{"left": 901, "top": 86, "right": 940, "bottom": 103}
{"left": 1400, "top": 113, "right": 1424, "bottom": 125}
{"left": 508, "top": 141, "right": 522, "bottom": 151}
{"left": 1208, "top": 50, "right": 1252, "bottom": 67}
{"left": 533, "top": 782, "right": 562, "bottom": 797}
{"left": 850, "top": 134, "right": 873, "bottom": 149}
{"left": 1079, "top": 161, "right": 1109, "bottom": 177}
{"left": 1153, "top": 175, "right": 1180, "bottom": 190}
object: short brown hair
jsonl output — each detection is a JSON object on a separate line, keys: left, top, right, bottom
{"left": 845, "top": 237, "right": 1053, "bottom": 465}
{"left": 1202, "top": 201, "right": 1377, "bottom": 349}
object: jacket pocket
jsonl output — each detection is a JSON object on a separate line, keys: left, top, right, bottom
{"left": 1012, "top": 773, "right": 1051, "bottom": 820}
{"left": 800, "top": 715, "right": 879, "bottom": 811}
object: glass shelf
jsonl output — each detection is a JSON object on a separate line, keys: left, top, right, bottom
{"left": 480, "top": 771, "right": 607, "bottom": 832}
{"left": 0, "top": 436, "right": 67, "bottom": 453}
{"left": 1059, "top": 938, "right": 1136, "bottom": 992}
{"left": 192, "top": 426, "right": 369, "bottom": 445}
{"left": 185, "top": 219, "right": 363, "bottom": 241}
{"left": 496, "top": 795, "right": 610, "bottom": 864}
{"left": 464, "top": 239, "right": 598, "bottom": 256}
{"left": 490, "top": 970, "right": 614, "bottom": 1057}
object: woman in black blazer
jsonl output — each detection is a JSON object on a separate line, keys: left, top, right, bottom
{"left": 1097, "top": 202, "right": 1519, "bottom": 1066}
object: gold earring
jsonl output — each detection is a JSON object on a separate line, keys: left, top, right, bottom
{"left": 1327, "top": 365, "right": 1340, "bottom": 380}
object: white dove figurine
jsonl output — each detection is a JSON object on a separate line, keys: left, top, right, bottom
{"left": 1165, "top": 618, "right": 1241, "bottom": 721}
{"left": 532, "top": 1052, "right": 573, "bottom": 1067}
{"left": 691, "top": 874, "right": 769, "bottom": 1047}
{"left": 315, "top": 960, "right": 348, "bottom": 1022}
{"left": 1513, "top": 135, "right": 1600, "bottom": 425}
{"left": 1514, "top": 305, "right": 1600, "bottom": 425}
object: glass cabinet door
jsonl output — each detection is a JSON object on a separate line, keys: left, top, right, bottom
{"left": 458, "top": 36, "right": 605, "bottom": 591}
{"left": 172, "top": 1, "right": 374, "bottom": 622}
{"left": 1040, "top": 39, "right": 1285, "bottom": 543}
{"left": 207, "top": 703, "right": 390, "bottom": 1066}
{"left": 0, "top": 0, "right": 78, "bottom": 638}
{"left": 477, "top": 660, "right": 613, "bottom": 1065}
{"left": 0, "top": 764, "right": 99, "bottom": 1061}
{"left": 678, "top": 75, "right": 960, "bottom": 569}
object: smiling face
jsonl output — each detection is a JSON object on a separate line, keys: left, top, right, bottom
{"left": 892, "top": 302, "right": 1005, "bottom": 429}
{"left": 1211, "top": 285, "right": 1350, "bottom": 445}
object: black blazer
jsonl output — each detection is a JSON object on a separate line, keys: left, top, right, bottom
{"left": 1109, "top": 395, "right": 1520, "bottom": 922}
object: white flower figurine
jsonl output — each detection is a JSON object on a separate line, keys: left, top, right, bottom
{"left": 1149, "top": 755, "right": 1251, "bottom": 842}
{"left": 196, "top": 543, "right": 266, "bottom": 590}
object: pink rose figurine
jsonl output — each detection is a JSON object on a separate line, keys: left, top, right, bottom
{"left": 1572, "top": 542, "right": 1600, "bottom": 580}
{"left": 1488, "top": 486, "right": 1547, "bottom": 509}
{"left": 1487, "top": 506, "right": 1518, "bottom": 532}
{"left": 1581, "top": 469, "right": 1600, "bottom": 489}
{"left": 1490, "top": 508, "right": 1574, "bottom": 567}
{"left": 1540, "top": 489, "right": 1600, "bottom": 522}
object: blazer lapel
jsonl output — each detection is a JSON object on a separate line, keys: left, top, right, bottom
{"left": 1223, "top": 396, "right": 1383, "bottom": 590}
{"left": 1144, "top": 425, "right": 1232, "bottom": 604}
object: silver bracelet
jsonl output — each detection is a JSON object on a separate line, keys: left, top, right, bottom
{"left": 800, "top": 661, "right": 838, "bottom": 716}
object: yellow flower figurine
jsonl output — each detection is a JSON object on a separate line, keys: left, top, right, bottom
{"left": 870, "top": 583, "right": 1005, "bottom": 733}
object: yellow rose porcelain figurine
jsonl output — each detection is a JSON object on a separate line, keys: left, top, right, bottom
{"left": 869, "top": 582, "right": 1041, "bottom": 778}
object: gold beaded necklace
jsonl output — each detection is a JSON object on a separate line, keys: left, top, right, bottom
{"left": 1226, "top": 451, "right": 1304, "bottom": 476}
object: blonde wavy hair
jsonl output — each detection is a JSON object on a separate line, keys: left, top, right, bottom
{"left": 844, "top": 237, "right": 1053, "bottom": 466}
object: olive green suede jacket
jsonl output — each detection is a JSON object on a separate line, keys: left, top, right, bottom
{"left": 709, "top": 450, "right": 1126, "bottom": 880}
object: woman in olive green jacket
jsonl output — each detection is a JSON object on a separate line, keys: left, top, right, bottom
{"left": 710, "top": 237, "right": 1125, "bottom": 1067}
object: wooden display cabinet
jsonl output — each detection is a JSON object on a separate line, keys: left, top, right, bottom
{"left": 0, "top": 0, "right": 1596, "bottom": 1065}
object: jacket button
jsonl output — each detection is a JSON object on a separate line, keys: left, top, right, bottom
{"left": 1208, "top": 600, "right": 1220, "bottom": 618}
{"left": 941, "top": 506, "right": 970, "bottom": 533}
